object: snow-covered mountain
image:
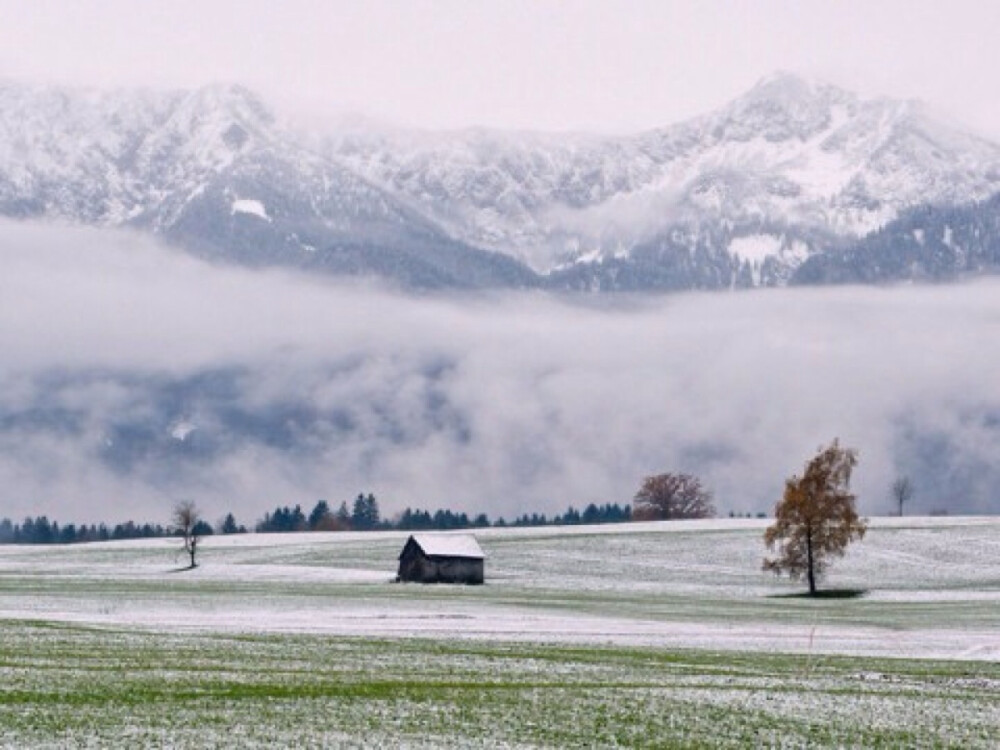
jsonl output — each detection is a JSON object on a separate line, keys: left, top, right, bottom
{"left": 327, "top": 72, "right": 1000, "bottom": 286}
{"left": 3, "top": 73, "right": 1000, "bottom": 289}
{"left": 0, "top": 81, "right": 535, "bottom": 288}
{"left": 793, "top": 192, "right": 1000, "bottom": 285}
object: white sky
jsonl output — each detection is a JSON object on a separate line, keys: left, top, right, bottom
{"left": 1, "top": 0, "right": 999, "bottom": 135}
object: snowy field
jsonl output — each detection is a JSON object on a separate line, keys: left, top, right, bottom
{"left": 1, "top": 518, "right": 998, "bottom": 747}
{"left": 1, "top": 517, "right": 998, "bottom": 659}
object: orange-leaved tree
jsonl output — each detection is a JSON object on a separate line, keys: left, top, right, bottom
{"left": 763, "top": 439, "right": 867, "bottom": 596}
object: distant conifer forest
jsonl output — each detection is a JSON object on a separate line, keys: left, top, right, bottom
{"left": 0, "top": 495, "right": 634, "bottom": 544}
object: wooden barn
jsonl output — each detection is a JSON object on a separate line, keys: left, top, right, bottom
{"left": 396, "top": 534, "right": 485, "bottom": 585}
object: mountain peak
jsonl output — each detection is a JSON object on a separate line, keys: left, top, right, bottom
{"left": 746, "top": 71, "right": 836, "bottom": 99}
{"left": 175, "top": 82, "right": 275, "bottom": 134}
{"left": 133, "top": 83, "right": 278, "bottom": 173}
{"left": 188, "top": 83, "right": 272, "bottom": 117}
{"left": 705, "top": 71, "right": 856, "bottom": 144}
{"left": 735, "top": 71, "right": 858, "bottom": 112}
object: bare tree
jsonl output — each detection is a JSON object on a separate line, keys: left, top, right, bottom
{"left": 172, "top": 500, "right": 202, "bottom": 569}
{"left": 763, "top": 440, "right": 868, "bottom": 596}
{"left": 633, "top": 473, "right": 716, "bottom": 520}
{"left": 890, "top": 476, "right": 914, "bottom": 517}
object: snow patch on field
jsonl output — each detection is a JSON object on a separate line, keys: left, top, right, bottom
{"left": 3, "top": 600, "right": 998, "bottom": 661}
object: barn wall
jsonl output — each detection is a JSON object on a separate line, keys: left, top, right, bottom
{"left": 433, "top": 557, "right": 484, "bottom": 585}
{"left": 397, "top": 546, "right": 427, "bottom": 582}
{"left": 397, "top": 548, "right": 483, "bottom": 584}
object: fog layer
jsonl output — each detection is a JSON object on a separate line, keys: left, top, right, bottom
{"left": 1, "top": 222, "right": 998, "bottom": 524}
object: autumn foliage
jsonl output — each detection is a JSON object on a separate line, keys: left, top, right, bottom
{"left": 633, "top": 473, "right": 716, "bottom": 520}
{"left": 763, "top": 439, "right": 867, "bottom": 595}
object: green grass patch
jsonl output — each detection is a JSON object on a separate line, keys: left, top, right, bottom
{"left": 0, "top": 619, "right": 997, "bottom": 748}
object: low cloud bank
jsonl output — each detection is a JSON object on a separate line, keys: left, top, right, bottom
{"left": 1, "top": 221, "right": 998, "bottom": 524}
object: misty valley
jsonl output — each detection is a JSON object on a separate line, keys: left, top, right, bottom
{"left": 2, "top": 224, "right": 999, "bottom": 524}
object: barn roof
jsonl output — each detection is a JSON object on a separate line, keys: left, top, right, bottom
{"left": 408, "top": 533, "right": 485, "bottom": 559}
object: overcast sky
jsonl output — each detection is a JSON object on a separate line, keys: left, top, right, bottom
{"left": 1, "top": 0, "right": 999, "bottom": 135}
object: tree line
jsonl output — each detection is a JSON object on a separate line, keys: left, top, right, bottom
{"left": 0, "top": 494, "right": 634, "bottom": 545}
{"left": 255, "top": 495, "right": 633, "bottom": 532}
{"left": 0, "top": 517, "right": 180, "bottom": 545}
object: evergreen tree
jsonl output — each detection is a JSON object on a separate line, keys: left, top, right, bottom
{"left": 220, "top": 513, "right": 241, "bottom": 534}
{"left": 351, "top": 493, "right": 380, "bottom": 530}
{"left": 351, "top": 493, "right": 368, "bottom": 529}
{"left": 308, "top": 500, "right": 332, "bottom": 530}
{"left": 290, "top": 504, "right": 307, "bottom": 531}
{"left": 366, "top": 493, "right": 380, "bottom": 528}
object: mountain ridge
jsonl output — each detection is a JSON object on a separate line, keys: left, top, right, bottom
{"left": 2, "top": 73, "right": 1000, "bottom": 289}
{"left": 0, "top": 80, "right": 535, "bottom": 289}
{"left": 328, "top": 72, "right": 1000, "bottom": 276}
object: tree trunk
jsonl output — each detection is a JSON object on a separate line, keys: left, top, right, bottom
{"left": 806, "top": 528, "right": 816, "bottom": 596}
